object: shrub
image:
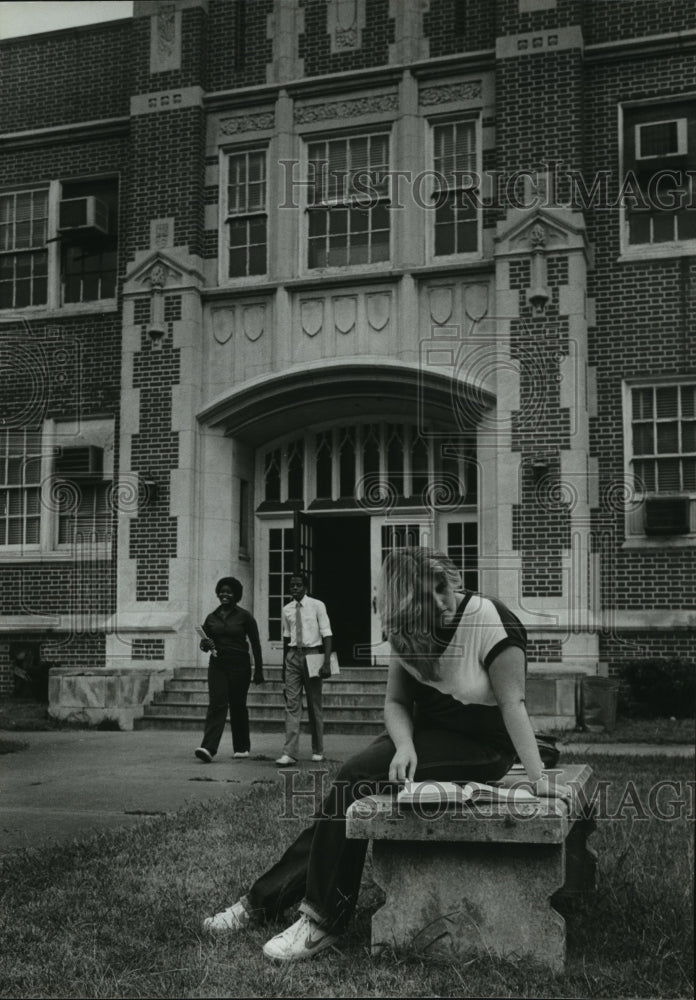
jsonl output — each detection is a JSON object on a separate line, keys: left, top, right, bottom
{"left": 618, "top": 658, "right": 696, "bottom": 719}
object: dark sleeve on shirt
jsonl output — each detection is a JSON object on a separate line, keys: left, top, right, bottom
{"left": 244, "top": 610, "right": 263, "bottom": 669}
{"left": 482, "top": 597, "right": 527, "bottom": 671}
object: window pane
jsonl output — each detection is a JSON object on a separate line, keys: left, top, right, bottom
{"left": 656, "top": 458, "right": 680, "bottom": 491}
{"left": 683, "top": 457, "right": 696, "bottom": 490}
{"left": 656, "top": 421, "right": 679, "bottom": 453}
{"left": 634, "top": 459, "right": 655, "bottom": 492}
{"left": 656, "top": 386, "right": 679, "bottom": 418}
{"left": 632, "top": 387, "right": 653, "bottom": 419}
{"left": 681, "top": 385, "right": 696, "bottom": 418}
{"left": 248, "top": 244, "right": 266, "bottom": 275}
{"left": 633, "top": 423, "right": 654, "bottom": 455}
{"left": 682, "top": 421, "right": 696, "bottom": 453}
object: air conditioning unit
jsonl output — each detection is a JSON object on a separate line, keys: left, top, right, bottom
{"left": 58, "top": 196, "right": 109, "bottom": 235}
{"left": 644, "top": 496, "right": 691, "bottom": 536}
{"left": 635, "top": 118, "right": 687, "bottom": 160}
{"left": 54, "top": 446, "right": 104, "bottom": 478}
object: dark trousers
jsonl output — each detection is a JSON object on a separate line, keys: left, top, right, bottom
{"left": 200, "top": 658, "right": 252, "bottom": 755}
{"left": 243, "top": 729, "right": 513, "bottom": 932}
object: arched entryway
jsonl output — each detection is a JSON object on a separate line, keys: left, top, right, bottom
{"left": 198, "top": 360, "right": 494, "bottom": 665}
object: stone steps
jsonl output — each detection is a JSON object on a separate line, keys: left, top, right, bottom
{"left": 135, "top": 662, "right": 389, "bottom": 734}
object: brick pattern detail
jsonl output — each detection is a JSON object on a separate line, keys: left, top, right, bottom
{"left": 128, "top": 314, "right": 181, "bottom": 602}
{"left": 601, "top": 631, "right": 696, "bottom": 678}
{"left": 128, "top": 110, "right": 205, "bottom": 258}
{"left": 509, "top": 258, "right": 571, "bottom": 597}
{"left": 585, "top": 50, "right": 696, "bottom": 611}
{"left": 131, "top": 637, "right": 165, "bottom": 660}
{"left": 0, "top": 633, "right": 107, "bottom": 695}
{"left": 0, "top": 21, "right": 132, "bottom": 133}
{"left": 528, "top": 638, "right": 563, "bottom": 663}
{"left": 423, "top": 0, "right": 495, "bottom": 56}
{"left": 0, "top": 644, "right": 12, "bottom": 695}
{"left": 132, "top": 7, "right": 206, "bottom": 93}
{"left": 298, "top": 0, "right": 394, "bottom": 77}
{"left": 583, "top": 0, "right": 696, "bottom": 46}
{"left": 207, "top": 0, "right": 274, "bottom": 91}
{"left": 497, "top": 0, "right": 583, "bottom": 37}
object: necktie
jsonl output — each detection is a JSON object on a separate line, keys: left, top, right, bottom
{"left": 295, "top": 601, "right": 304, "bottom": 648}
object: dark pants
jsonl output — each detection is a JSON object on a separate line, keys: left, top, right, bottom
{"left": 243, "top": 729, "right": 513, "bottom": 932}
{"left": 200, "top": 657, "right": 252, "bottom": 755}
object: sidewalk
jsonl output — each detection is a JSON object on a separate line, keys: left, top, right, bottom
{"left": 0, "top": 728, "right": 693, "bottom": 858}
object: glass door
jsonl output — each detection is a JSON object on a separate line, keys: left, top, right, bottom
{"left": 369, "top": 517, "right": 434, "bottom": 664}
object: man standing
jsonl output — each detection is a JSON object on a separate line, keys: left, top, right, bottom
{"left": 275, "top": 573, "right": 333, "bottom": 766}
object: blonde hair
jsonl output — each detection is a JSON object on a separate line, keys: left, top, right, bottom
{"left": 378, "top": 547, "right": 462, "bottom": 681}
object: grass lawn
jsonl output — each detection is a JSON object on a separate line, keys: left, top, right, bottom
{"left": 559, "top": 716, "right": 694, "bottom": 745}
{"left": 0, "top": 752, "right": 692, "bottom": 999}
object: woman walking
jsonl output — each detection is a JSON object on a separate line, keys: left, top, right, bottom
{"left": 202, "top": 549, "right": 571, "bottom": 958}
{"left": 195, "top": 577, "right": 264, "bottom": 762}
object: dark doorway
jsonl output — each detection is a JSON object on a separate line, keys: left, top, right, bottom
{"left": 311, "top": 515, "right": 371, "bottom": 665}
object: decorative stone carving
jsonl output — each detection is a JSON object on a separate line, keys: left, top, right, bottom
{"left": 328, "top": 0, "right": 365, "bottom": 53}
{"left": 529, "top": 223, "right": 547, "bottom": 249}
{"left": 243, "top": 304, "right": 265, "bottom": 342}
{"left": 366, "top": 293, "right": 391, "bottom": 332}
{"left": 219, "top": 112, "right": 275, "bottom": 135}
{"left": 295, "top": 93, "right": 398, "bottom": 124}
{"left": 464, "top": 284, "right": 489, "bottom": 321}
{"left": 301, "top": 299, "right": 324, "bottom": 337}
{"left": 150, "top": 4, "right": 181, "bottom": 74}
{"left": 429, "top": 286, "right": 453, "bottom": 326}
{"left": 333, "top": 296, "right": 357, "bottom": 334}
{"left": 419, "top": 81, "right": 482, "bottom": 106}
{"left": 157, "top": 5, "right": 177, "bottom": 62}
{"left": 152, "top": 219, "right": 173, "bottom": 249}
{"left": 211, "top": 308, "right": 234, "bottom": 345}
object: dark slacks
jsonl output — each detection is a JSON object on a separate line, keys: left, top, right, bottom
{"left": 243, "top": 728, "right": 513, "bottom": 932}
{"left": 200, "top": 657, "right": 252, "bottom": 755}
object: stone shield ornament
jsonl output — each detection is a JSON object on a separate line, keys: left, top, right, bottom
{"left": 366, "top": 292, "right": 390, "bottom": 332}
{"left": 333, "top": 296, "right": 357, "bottom": 334}
{"left": 429, "top": 286, "right": 453, "bottom": 325}
{"left": 243, "top": 304, "right": 265, "bottom": 342}
{"left": 301, "top": 299, "right": 324, "bottom": 337}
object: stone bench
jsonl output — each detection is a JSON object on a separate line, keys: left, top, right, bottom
{"left": 346, "top": 763, "right": 597, "bottom": 971}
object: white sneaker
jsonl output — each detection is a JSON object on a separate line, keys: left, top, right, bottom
{"left": 275, "top": 754, "right": 297, "bottom": 766}
{"left": 234, "top": 751, "right": 249, "bottom": 758}
{"left": 262, "top": 912, "right": 337, "bottom": 962}
{"left": 195, "top": 747, "right": 213, "bottom": 763}
{"left": 203, "top": 900, "right": 251, "bottom": 934}
{"left": 311, "top": 754, "right": 325, "bottom": 762}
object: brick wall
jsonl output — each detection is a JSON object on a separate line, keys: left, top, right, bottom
{"left": 298, "top": 0, "right": 394, "bottom": 77}
{"left": 424, "top": 0, "right": 495, "bottom": 56}
{"left": 583, "top": 0, "right": 696, "bottom": 46}
{"left": 584, "top": 51, "right": 696, "bottom": 617}
{"left": 0, "top": 20, "right": 132, "bottom": 133}
{"left": 207, "top": 0, "right": 274, "bottom": 91}
{"left": 601, "top": 631, "right": 696, "bottom": 677}
{"left": 128, "top": 298, "right": 181, "bottom": 602}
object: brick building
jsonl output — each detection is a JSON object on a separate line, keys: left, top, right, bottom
{"left": 0, "top": 0, "right": 694, "bottom": 728}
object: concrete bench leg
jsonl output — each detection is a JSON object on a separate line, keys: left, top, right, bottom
{"left": 370, "top": 839, "right": 567, "bottom": 971}
{"left": 561, "top": 817, "right": 598, "bottom": 895}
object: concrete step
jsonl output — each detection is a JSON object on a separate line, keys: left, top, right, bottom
{"left": 173, "top": 665, "right": 389, "bottom": 683}
{"left": 141, "top": 702, "right": 385, "bottom": 722}
{"left": 151, "top": 690, "right": 386, "bottom": 709}
{"left": 156, "top": 682, "right": 386, "bottom": 700}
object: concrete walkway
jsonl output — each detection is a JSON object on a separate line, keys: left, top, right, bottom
{"left": 0, "top": 728, "right": 693, "bottom": 858}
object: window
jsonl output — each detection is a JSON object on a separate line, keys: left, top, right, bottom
{"left": 226, "top": 150, "right": 267, "bottom": 278}
{"left": 432, "top": 119, "right": 479, "bottom": 257}
{"left": 0, "top": 178, "right": 118, "bottom": 312}
{"left": 260, "top": 423, "right": 476, "bottom": 507}
{"left": 631, "top": 384, "right": 696, "bottom": 494}
{"left": 60, "top": 179, "right": 118, "bottom": 303}
{"left": 0, "top": 430, "right": 42, "bottom": 546}
{"left": 626, "top": 382, "right": 696, "bottom": 541}
{"left": 0, "top": 421, "right": 114, "bottom": 556}
{"left": 0, "top": 190, "right": 49, "bottom": 309}
{"left": 306, "top": 133, "right": 390, "bottom": 268}
{"left": 621, "top": 99, "right": 696, "bottom": 253}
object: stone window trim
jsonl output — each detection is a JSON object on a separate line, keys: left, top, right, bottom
{"left": 0, "top": 177, "right": 119, "bottom": 316}
{"left": 617, "top": 95, "right": 696, "bottom": 262}
{"left": 300, "top": 126, "right": 394, "bottom": 276}
{"left": 219, "top": 144, "right": 269, "bottom": 286}
{"left": 425, "top": 111, "right": 483, "bottom": 264}
{"left": 621, "top": 378, "right": 696, "bottom": 548}
{"left": 0, "top": 418, "right": 115, "bottom": 562}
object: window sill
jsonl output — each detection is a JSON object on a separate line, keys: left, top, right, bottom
{"left": 0, "top": 548, "right": 113, "bottom": 563}
{"left": 618, "top": 242, "right": 696, "bottom": 262}
{"left": 0, "top": 299, "right": 118, "bottom": 319}
{"left": 622, "top": 535, "right": 696, "bottom": 549}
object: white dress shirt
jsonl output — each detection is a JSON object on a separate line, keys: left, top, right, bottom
{"left": 282, "top": 595, "right": 332, "bottom": 647}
